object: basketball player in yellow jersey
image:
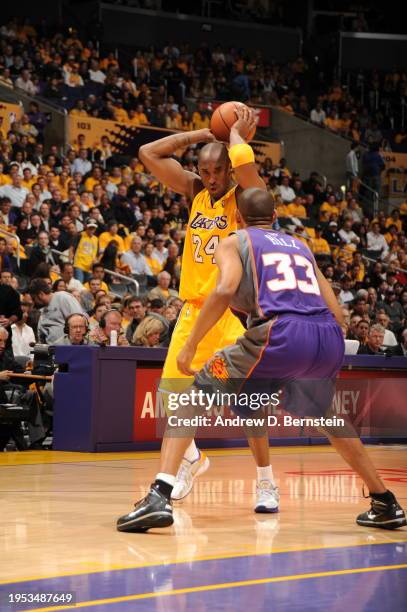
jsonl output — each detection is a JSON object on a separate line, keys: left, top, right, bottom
{"left": 139, "top": 106, "right": 278, "bottom": 511}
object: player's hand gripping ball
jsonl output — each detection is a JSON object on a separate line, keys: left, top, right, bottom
{"left": 210, "top": 101, "right": 257, "bottom": 142}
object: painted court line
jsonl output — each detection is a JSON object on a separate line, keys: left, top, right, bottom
{"left": 1, "top": 539, "right": 406, "bottom": 586}
{"left": 25, "top": 564, "right": 407, "bottom": 612}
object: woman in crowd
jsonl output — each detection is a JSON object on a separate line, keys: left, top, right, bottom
{"left": 132, "top": 316, "right": 165, "bottom": 347}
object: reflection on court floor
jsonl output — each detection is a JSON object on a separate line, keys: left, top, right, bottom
{"left": 0, "top": 447, "right": 406, "bottom": 610}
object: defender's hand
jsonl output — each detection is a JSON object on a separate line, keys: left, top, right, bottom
{"left": 177, "top": 344, "right": 197, "bottom": 376}
{"left": 230, "top": 105, "right": 257, "bottom": 142}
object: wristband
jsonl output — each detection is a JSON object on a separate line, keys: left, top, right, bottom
{"left": 228, "top": 143, "right": 255, "bottom": 168}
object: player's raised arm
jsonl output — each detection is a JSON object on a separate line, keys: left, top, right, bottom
{"left": 315, "top": 265, "right": 344, "bottom": 326}
{"left": 229, "top": 106, "right": 266, "bottom": 191}
{"left": 139, "top": 129, "right": 215, "bottom": 199}
{"left": 177, "top": 235, "right": 243, "bottom": 375}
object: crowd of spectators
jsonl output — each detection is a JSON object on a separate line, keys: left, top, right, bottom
{"left": 0, "top": 125, "right": 406, "bottom": 359}
{"left": 1, "top": 19, "right": 406, "bottom": 152}
{"left": 0, "top": 17, "right": 406, "bottom": 451}
{"left": 0, "top": 17, "right": 406, "bottom": 361}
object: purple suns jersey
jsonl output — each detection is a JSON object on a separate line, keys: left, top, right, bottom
{"left": 231, "top": 227, "right": 330, "bottom": 326}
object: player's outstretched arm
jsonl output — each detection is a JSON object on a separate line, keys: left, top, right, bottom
{"left": 315, "top": 265, "right": 344, "bottom": 326}
{"left": 229, "top": 106, "right": 266, "bottom": 191}
{"left": 177, "top": 236, "right": 243, "bottom": 375}
{"left": 139, "top": 129, "right": 215, "bottom": 198}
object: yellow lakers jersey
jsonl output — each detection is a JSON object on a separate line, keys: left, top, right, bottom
{"left": 179, "top": 185, "right": 238, "bottom": 301}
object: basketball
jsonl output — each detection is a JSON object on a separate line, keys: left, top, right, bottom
{"left": 210, "top": 101, "right": 257, "bottom": 142}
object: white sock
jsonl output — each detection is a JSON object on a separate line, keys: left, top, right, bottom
{"left": 257, "top": 465, "right": 274, "bottom": 484}
{"left": 156, "top": 472, "right": 176, "bottom": 487}
{"left": 183, "top": 440, "right": 200, "bottom": 463}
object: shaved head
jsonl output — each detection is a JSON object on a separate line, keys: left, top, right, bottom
{"left": 237, "top": 188, "right": 275, "bottom": 226}
{"left": 197, "top": 142, "right": 232, "bottom": 200}
{"left": 198, "top": 143, "right": 229, "bottom": 167}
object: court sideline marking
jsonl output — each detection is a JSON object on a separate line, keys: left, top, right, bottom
{"left": 2, "top": 444, "right": 400, "bottom": 467}
{"left": 1, "top": 540, "right": 406, "bottom": 586}
{"left": 24, "top": 564, "right": 407, "bottom": 612}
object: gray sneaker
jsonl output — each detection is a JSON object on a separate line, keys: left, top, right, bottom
{"left": 255, "top": 479, "right": 279, "bottom": 513}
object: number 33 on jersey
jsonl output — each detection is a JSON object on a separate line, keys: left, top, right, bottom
{"left": 179, "top": 185, "right": 238, "bottom": 301}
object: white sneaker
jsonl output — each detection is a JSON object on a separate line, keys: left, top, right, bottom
{"left": 254, "top": 479, "right": 279, "bottom": 513}
{"left": 171, "top": 451, "right": 210, "bottom": 500}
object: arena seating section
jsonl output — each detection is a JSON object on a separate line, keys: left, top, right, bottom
{"left": 0, "top": 17, "right": 406, "bottom": 356}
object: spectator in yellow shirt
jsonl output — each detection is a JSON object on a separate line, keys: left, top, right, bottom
{"left": 83, "top": 263, "right": 109, "bottom": 293}
{"left": 180, "top": 110, "right": 193, "bottom": 131}
{"left": 286, "top": 196, "right": 307, "bottom": 219}
{"left": 133, "top": 104, "right": 149, "bottom": 126}
{"left": 275, "top": 199, "right": 288, "bottom": 218}
{"left": 144, "top": 242, "right": 163, "bottom": 276}
{"left": 21, "top": 168, "right": 35, "bottom": 190}
{"left": 108, "top": 167, "right": 122, "bottom": 185}
{"left": 311, "top": 225, "right": 331, "bottom": 256}
{"left": 70, "top": 133, "right": 87, "bottom": 154}
{"left": 70, "top": 100, "right": 89, "bottom": 117}
{"left": 113, "top": 102, "right": 128, "bottom": 123}
{"left": 399, "top": 201, "right": 407, "bottom": 217}
{"left": 84, "top": 167, "right": 103, "bottom": 192}
{"left": 324, "top": 111, "right": 341, "bottom": 132}
{"left": 0, "top": 162, "right": 12, "bottom": 186}
{"left": 128, "top": 109, "right": 142, "bottom": 126}
{"left": 98, "top": 220, "right": 125, "bottom": 254}
{"left": 192, "top": 108, "right": 210, "bottom": 130}
{"left": 384, "top": 224, "right": 399, "bottom": 244}
{"left": 73, "top": 221, "right": 99, "bottom": 282}
{"left": 165, "top": 110, "right": 182, "bottom": 130}
{"left": 385, "top": 209, "right": 402, "bottom": 232}
{"left": 319, "top": 195, "right": 340, "bottom": 222}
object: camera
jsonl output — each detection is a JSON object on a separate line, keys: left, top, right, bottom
{"left": 30, "top": 344, "right": 57, "bottom": 376}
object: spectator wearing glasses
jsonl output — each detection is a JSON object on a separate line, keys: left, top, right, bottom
{"left": 54, "top": 313, "right": 90, "bottom": 346}
{"left": 125, "top": 297, "right": 148, "bottom": 344}
{"left": 88, "top": 309, "right": 129, "bottom": 346}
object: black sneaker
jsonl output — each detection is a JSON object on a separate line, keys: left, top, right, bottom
{"left": 356, "top": 497, "right": 407, "bottom": 530}
{"left": 117, "top": 485, "right": 174, "bottom": 532}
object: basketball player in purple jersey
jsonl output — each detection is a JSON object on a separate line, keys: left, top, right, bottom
{"left": 117, "top": 188, "right": 406, "bottom": 532}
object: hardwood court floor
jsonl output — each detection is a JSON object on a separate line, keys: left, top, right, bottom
{"left": 1, "top": 446, "right": 406, "bottom": 611}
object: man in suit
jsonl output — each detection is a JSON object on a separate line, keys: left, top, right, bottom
{"left": 357, "top": 324, "right": 388, "bottom": 355}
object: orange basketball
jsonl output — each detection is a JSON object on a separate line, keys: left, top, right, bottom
{"left": 210, "top": 101, "right": 256, "bottom": 143}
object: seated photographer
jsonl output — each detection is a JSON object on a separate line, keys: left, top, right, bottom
{"left": 54, "top": 313, "right": 91, "bottom": 346}
{"left": 88, "top": 309, "right": 129, "bottom": 346}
